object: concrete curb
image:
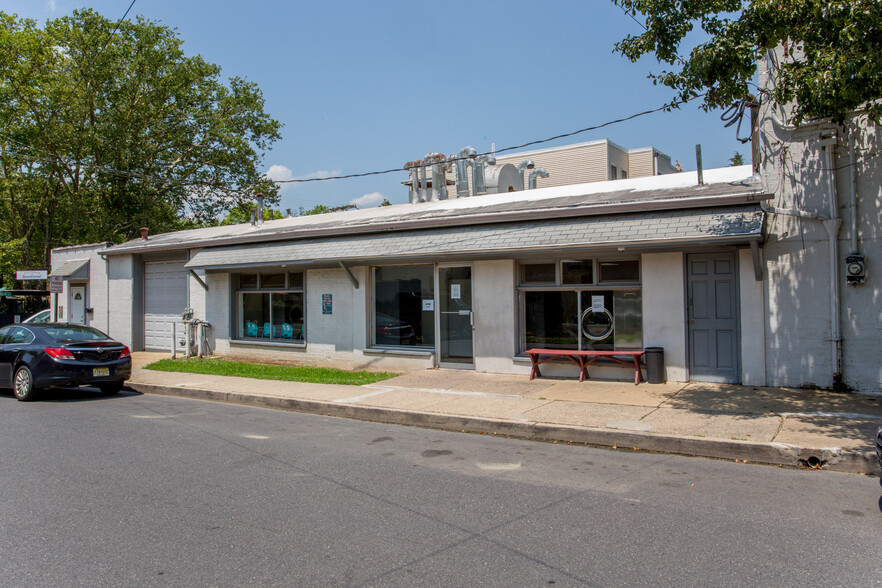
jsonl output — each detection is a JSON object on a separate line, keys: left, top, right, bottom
{"left": 127, "top": 382, "right": 881, "bottom": 476}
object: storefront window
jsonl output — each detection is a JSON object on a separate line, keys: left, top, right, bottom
{"left": 519, "top": 260, "right": 642, "bottom": 352}
{"left": 520, "top": 263, "right": 556, "bottom": 284}
{"left": 373, "top": 265, "right": 434, "bottom": 348}
{"left": 236, "top": 272, "right": 304, "bottom": 343}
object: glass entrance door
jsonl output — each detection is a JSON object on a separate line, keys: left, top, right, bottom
{"left": 438, "top": 266, "right": 473, "bottom": 365}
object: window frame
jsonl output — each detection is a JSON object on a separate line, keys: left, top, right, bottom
{"left": 370, "top": 263, "right": 436, "bottom": 351}
{"left": 516, "top": 258, "right": 642, "bottom": 353}
{"left": 233, "top": 271, "right": 306, "bottom": 345}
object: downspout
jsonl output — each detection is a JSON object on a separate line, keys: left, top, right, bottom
{"left": 820, "top": 135, "right": 843, "bottom": 389}
{"left": 848, "top": 138, "right": 859, "bottom": 254}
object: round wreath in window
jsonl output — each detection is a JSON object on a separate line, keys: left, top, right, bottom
{"left": 580, "top": 307, "right": 614, "bottom": 341}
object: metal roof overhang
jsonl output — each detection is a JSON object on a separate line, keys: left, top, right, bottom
{"left": 49, "top": 259, "right": 90, "bottom": 280}
{"left": 186, "top": 205, "right": 764, "bottom": 271}
{"left": 103, "top": 185, "right": 770, "bottom": 258}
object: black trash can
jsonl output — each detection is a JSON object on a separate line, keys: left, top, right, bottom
{"left": 644, "top": 347, "right": 665, "bottom": 384}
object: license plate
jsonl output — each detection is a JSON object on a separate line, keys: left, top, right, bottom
{"left": 93, "top": 367, "right": 110, "bottom": 377}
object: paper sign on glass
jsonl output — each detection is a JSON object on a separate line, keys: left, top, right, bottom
{"left": 592, "top": 295, "right": 605, "bottom": 311}
{"left": 451, "top": 284, "right": 461, "bottom": 300}
{"left": 422, "top": 299, "right": 434, "bottom": 311}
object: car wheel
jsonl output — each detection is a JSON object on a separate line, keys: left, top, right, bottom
{"left": 99, "top": 381, "right": 125, "bottom": 395}
{"left": 13, "top": 366, "right": 37, "bottom": 401}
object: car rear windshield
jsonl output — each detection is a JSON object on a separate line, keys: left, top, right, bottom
{"left": 44, "top": 326, "right": 110, "bottom": 342}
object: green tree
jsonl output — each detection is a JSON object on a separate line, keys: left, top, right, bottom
{"left": 0, "top": 238, "right": 25, "bottom": 288}
{"left": 220, "top": 201, "right": 284, "bottom": 225}
{"left": 613, "top": 1, "right": 882, "bottom": 124}
{"left": 729, "top": 152, "right": 745, "bottom": 166}
{"left": 0, "top": 9, "right": 281, "bottom": 271}
{"left": 379, "top": 198, "right": 391, "bottom": 206}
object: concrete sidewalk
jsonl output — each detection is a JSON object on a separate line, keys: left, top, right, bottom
{"left": 126, "top": 352, "right": 882, "bottom": 475}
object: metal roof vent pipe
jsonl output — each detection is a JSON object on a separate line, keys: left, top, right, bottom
{"left": 529, "top": 167, "right": 549, "bottom": 189}
{"left": 404, "top": 161, "right": 421, "bottom": 204}
{"left": 473, "top": 154, "right": 493, "bottom": 196}
{"left": 250, "top": 208, "right": 258, "bottom": 226}
{"left": 454, "top": 146, "right": 477, "bottom": 198}
{"left": 256, "top": 193, "right": 265, "bottom": 225}
{"left": 416, "top": 161, "right": 428, "bottom": 202}
{"left": 517, "top": 159, "right": 535, "bottom": 185}
{"left": 286, "top": 208, "right": 293, "bottom": 218}
{"left": 426, "top": 152, "right": 448, "bottom": 201}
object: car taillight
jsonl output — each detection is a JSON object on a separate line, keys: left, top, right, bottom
{"left": 119, "top": 346, "right": 131, "bottom": 359}
{"left": 45, "top": 347, "right": 76, "bottom": 360}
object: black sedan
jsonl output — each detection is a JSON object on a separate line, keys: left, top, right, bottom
{"left": 0, "top": 323, "right": 131, "bottom": 401}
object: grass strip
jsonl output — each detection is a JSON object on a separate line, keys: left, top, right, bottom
{"left": 145, "top": 358, "right": 398, "bottom": 386}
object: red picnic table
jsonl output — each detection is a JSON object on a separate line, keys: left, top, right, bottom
{"left": 525, "top": 348, "right": 646, "bottom": 385}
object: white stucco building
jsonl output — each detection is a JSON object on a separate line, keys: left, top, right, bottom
{"left": 50, "top": 164, "right": 770, "bottom": 386}
{"left": 49, "top": 96, "right": 882, "bottom": 395}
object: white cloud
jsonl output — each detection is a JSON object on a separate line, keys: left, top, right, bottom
{"left": 349, "top": 192, "right": 386, "bottom": 208}
{"left": 47, "top": 0, "right": 58, "bottom": 11}
{"left": 264, "top": 165, "right": 342, "bottom": 192}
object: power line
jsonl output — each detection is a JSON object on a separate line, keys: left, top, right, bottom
{"left": 70, "top": 0, "right": 138, "bottom": 97}
{"left": 2, "top": 97, "right": 699, "bottom": 190}
{"left": 272, "top": 97, "right": 700, "bottom": 184}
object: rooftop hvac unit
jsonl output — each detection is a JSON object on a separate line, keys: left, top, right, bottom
{"left": 483, "top": 163, "right": 523, "bottom": 194}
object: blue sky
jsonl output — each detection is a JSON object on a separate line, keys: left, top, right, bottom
{"left": 6, "top": 0, "right": 746, "bottom": 213}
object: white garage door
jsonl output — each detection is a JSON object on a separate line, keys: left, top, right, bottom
{"left": 144, "top": 260, "right": 188, "bottom": 351}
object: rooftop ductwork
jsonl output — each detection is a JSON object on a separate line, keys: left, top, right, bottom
{"left": 404, "top": 160, "right": 424, "bottom": 204}
{"left": 425, "top": 152, "right": 448, "bottom": 201}
{"left": 528, "top": 167, "right": 550, "bottom": 189}
{"left": 256, "top": 193, "right": 264, "bottom": 225}
{"left": 484, "top": 163, "right": 523, "bottom": 193}
{"left": 517, "top": 159, "right": 535, "bottom": 185}
{"left": 473, "top": 154, "right": 495, "bottom": 196}
{"left": 453, "top": 146, "right": 477, "bottom": 198}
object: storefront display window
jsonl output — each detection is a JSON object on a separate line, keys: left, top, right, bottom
{"left": 373, "top": 265, "right": 434, "bottom": 348}
{"left": 519, "top": 259, "right": 642, "bottom": 352}
{"left": 235, "top": 272, "right": 304, "bottom": 343}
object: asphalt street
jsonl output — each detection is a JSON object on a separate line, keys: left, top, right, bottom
{"left": 1, "top": 388, "right": 880, "bottom": 587}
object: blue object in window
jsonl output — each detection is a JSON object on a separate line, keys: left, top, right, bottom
{"left": 280, "top": 323, "right": 293, "bottom": 339}
{"left": 246, "top": 321, "right": 258, "bottom": 337}
{"left": 263, "top": 322, "right": 275, "bottom": 338}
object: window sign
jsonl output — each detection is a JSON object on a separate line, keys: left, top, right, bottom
{"left": 49, "top": 275, "right": 63, "bottom": 293}
{"left": 322, "top": 294, "right": 332, "bottom": 315}
{"left": 450, "top": 284, "right": 461, "bottom": 300}
{"left": 592, "top": 295, "right": 605, "bottom": 312}
{"left": 422, "top": 299, "right": 434, "bottom": 311}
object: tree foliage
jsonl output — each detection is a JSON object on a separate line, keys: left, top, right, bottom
{"left": 0, "top": 9, "right": 281, "bottom": 282}
{"left": 220, "top": 201, "right": 284, "bottom": 225}
{"left": 729, "top": 151, "right": 745, "bottom": 166}
{"left": 613, "top": 0, "right": 882, "bottom": 124}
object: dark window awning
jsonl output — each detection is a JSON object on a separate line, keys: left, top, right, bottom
{"left": 186, "top": 205, "right": 764, "bottom": 270}
{"left": 50, "top": 259, "right": 90, "bottom": 280}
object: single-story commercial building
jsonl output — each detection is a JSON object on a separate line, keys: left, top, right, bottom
{"left": 51, "top": 165, "right": 769, "bottom": 385}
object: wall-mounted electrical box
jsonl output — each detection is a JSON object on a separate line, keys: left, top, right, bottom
{"left": 845, "top": 255, "right": 866, "bottom": 285}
